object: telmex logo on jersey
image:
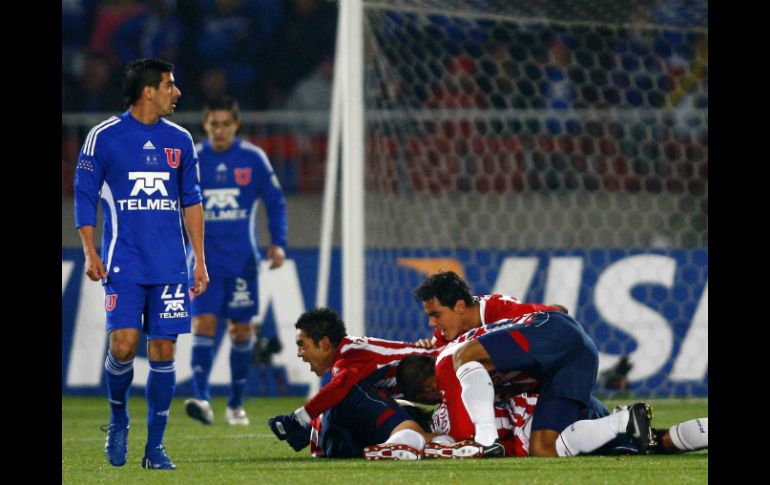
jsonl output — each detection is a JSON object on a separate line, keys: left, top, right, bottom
{"left": 203, "top": 188, "right": 248, "bottom": 220}
{"left": 228, "top": 278, "right": 254, "bottom": 308}
{"left": 159, "top": 284, "right": 188, "bottom": 319}
{"left": 117, "top": 172, "right": 178, "bottom": 211}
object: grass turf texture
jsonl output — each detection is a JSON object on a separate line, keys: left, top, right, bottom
{"left": 62, "top": 396, "right": 707, "bottom": 484}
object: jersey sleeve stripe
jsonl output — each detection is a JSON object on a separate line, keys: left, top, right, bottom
{"left": 85, "top": 117, "right": 121, "bottom": 156}
{"left": 162, "top": 119, "right": 193, "bottom": 137}
{"left": 100, "top": 181, "right": 119, "bottom": 274}
{"left": 338, "top": 340, "right": 437, "bottom": 357}
{"left": 249, "top": 198, "right": 260, "bottom": 258}
{"left": 240, "top": 141, "right": 274, "bottom": 172}
{"left": 82, "top": 116, "right": 118, "bottom": 155}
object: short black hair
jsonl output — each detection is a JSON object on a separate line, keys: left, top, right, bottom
{"left": 122, "top": 58, "right": 174, "bottom": 108}
{"left": 295, "top": 308, "right": 347, "bottom": 348}
{"left": 204, "top": 95, "right": 240, "bottom": 120}
{"left": 396, "top": 354, "right": 436, "bottom": 402}
{"left": 413, "top": 270, "right": 474, "bottom": 308}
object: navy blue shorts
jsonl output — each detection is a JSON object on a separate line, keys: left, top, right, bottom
{"left": 477, "top": 312, "right": 599, "bottom": 407}
{"left": 190, "top": 275, "right": 258, "bottom": 322}
{"left": 319, "top": 383, "right": 412, "bottom": 458}
{"left": 531, "top": 394, "right": 611, "bottom": 433}
{"left": 103, "top": 281, "right": 190, "bottom": 339}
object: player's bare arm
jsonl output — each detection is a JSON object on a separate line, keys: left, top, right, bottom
{"left": 78, "top": 225, "right": 106, "bottom": 281}
{"left": 183, "top": 202, "right": 209, "bottom": 296}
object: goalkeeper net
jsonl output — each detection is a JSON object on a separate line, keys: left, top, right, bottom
{"left": 358, "top": 0, "right": 707, "bottom": 396}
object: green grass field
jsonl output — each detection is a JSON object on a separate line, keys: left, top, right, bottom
{"left": 62, "top": 396, "right": 707, "bottom": 485}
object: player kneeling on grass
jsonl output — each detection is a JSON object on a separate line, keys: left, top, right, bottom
{"left": 267, "top": 308, "right": 436, "bottom": 459}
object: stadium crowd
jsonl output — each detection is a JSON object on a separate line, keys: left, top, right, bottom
{"left": 62, "top": 0, "right": 337, "bottom": 112}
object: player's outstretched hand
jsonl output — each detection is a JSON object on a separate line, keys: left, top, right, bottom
{"left": 268, "top": 414, "right": 310, "bottom": 451}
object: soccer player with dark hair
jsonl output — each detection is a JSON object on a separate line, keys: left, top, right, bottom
{"left": 74, "top": 58, "right": 209, "bottom": 470}
{"left": 267, "top": 308, "right": 438, "bottom": 459}
{"left": 412, "top": 270, "right": 568, "bottom": 348}
{"left": 412, "top": 271, "right": 653, "bottom": 458}
{"left": 183, "top": 95, "right": 287, "bottom": 427}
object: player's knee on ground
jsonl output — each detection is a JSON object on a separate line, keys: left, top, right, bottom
{"left": 529, "top": 429, "right": 559, "bottom": 457}
{"left": 192, "top": 314, "right": 218, "bottom": 336}
{"left": 452, "top": 339, "right": 493, "bottom": 372}
{"left": 228, "top": 321, "right": 252, "bottom": 342}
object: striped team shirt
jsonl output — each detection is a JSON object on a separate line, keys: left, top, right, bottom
{"left": 430, "top": 314, "right": 545, "bottom": 453}
{"left": 73, "top": 110, "right": 201, "bottom": 284}
{"left": 431, "top": 391, "right": 539, "bottom": 457}
{"left": 192, "top": 138, "right": 287, "bottom": 277}
{"left": 431, "top": 294, "right": 561, "bottom": 348}
{"left": 303, "top": 336, "right": 440, "bottom": 419}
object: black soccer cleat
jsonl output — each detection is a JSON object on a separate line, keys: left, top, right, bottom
{"left": 480, "top": 439, "right": 505, "bottom": 458}
{"left": 625, "top": 402, "right": 655, "bottom": 454}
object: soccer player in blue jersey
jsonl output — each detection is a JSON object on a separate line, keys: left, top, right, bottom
{"left": 183, "top": 96, "right": 287, "bottom": 426}
{"left": 74, "top": 58, "right": 209, "bottom": 470}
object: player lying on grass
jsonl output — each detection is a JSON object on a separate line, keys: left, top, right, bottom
{"left": 267, "top": 308, "right": 439, "bottom": 459}
{"left": 396, "top": 353, "right": 708, "bottom": 458}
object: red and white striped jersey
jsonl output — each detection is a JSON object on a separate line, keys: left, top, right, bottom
{"left": 431, "top": 294, "right": 560, "bottom": 348}
{"left": 303, "top": 336, "right": 440, "bottom": 419}
{"left": 429, "top": 318, "right": 542, "bottom": 456}
{"left": 431, "top": 391, "right": 539, "bottom": 457}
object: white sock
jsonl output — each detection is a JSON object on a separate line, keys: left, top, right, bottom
{"left": 386, "top": 429, "right": 426, "bottom": 450}
{"left": 555, "top": 412, "right": 625, "bottom": 457}
{"left": 669, "top": 418, "right": 708, "bottom": 451}
{"left": 456, "top": 361, "right": 497, "bottom": 446}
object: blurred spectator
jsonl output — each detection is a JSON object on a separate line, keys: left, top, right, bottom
{"left": 184, "top": 67, "right": 231, "bottom": 110}
{"left": 89, "top": 0, "right": 147, "bottom": 67}
{"left": 544, "top": 35, "right": 575, "bottom": 110}
{"left": 62, "top": 53, "right": 123, "bottom": 112}
{"left": 426, "top": 55, "right": 487, "bottom": 109}
{"left": 196, "top": 0, "right": 281, "bottom": 108}
{"left": 62, "top": 0, "right": 98, "bottom": 81}
{"left": 111, "top": 0, "right": 184, "bottom": 68}
{"left": 266, "top": 0, "right": 337, "bottom": 106}
{"left": 282, "top": 54, "right": 333, "bottom": 134}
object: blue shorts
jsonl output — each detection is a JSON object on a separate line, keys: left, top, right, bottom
{"left": 319, "top": 383, "right": 412, "bottom": 458}
{"left": 477, "top": 312, "right": 599, "bottom": 407}
{"left": 103, "top": 281, "right": 191, "bottom": 339}
{"left": 190, "top": 275, "right": 258, "bottom": 322}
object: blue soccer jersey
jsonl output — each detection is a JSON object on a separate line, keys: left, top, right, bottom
{"left": 192, "top": 137, "right": 287, "bottom": 277}
{"left": 74, "top": 110, "right": 203, "bottom": 285}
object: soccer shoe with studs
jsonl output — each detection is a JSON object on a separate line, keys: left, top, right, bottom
{"left": 141, "top": 444, "right": 176, "bottom": 470}
{"left": 101, "top": 422, "right": 129, "bottom": 466}
{"left": 423, "top": 439, "right": 505, "bottom": 459}
{"left": 363, "top": 443, "right": 422, "bottom": 460}
{"left": 626, "top": 402, "right": 656, "bottom": 454}
{"left": 184, "top": 398, "right": 214, "bottom": 424}
{"left": 225, "top": 406, "right": 250, "bottom": 426}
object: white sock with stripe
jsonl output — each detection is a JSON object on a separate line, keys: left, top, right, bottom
{"left": 555, "top": 412, "right": 625, "bottom": 457}
{"left": 668, "top": 418, "right": 708, "bottom": 451}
